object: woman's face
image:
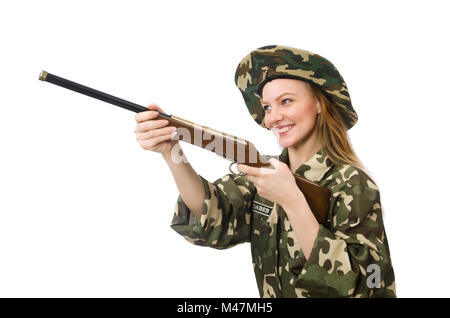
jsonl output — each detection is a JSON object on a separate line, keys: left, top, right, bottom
{"left": 262, "top": 78, "right": 321, "bottom": 149}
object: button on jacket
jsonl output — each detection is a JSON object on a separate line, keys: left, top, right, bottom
{"left": 170, "top": 147, "right": 396, "bottom": 298}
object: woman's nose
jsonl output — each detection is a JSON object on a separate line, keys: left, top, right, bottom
{"left": 266, "top": 107, "right": 283, "bottom": 126}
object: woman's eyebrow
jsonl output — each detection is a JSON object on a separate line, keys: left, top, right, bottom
{"left": 261, "top": 92, "right": 296, "bottom": 104}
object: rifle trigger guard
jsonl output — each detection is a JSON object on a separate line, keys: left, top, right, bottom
{"left": 229, "top": 162, "right": 246, "bottom": 176}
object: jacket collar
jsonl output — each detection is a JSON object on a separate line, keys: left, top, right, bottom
{"left": 278, "top": 146, "right": 334, "bottom": 183}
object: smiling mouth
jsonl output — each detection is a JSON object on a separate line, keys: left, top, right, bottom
{"left": 277, "top": 125, "right": 295, "bottom": 135}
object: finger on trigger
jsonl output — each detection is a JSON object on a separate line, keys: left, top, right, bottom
{"left": 245, "top": 165, "right": 259, "bottom": 176}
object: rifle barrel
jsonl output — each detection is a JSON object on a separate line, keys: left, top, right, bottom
{"left": 39, "top": 70, "right": 171, "bottom": 119}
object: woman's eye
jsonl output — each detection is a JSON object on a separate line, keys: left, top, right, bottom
{"left": 263, "top": 99, "right": 292, "bottom": 111}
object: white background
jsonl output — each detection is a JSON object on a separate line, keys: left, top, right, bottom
{"left": 1, "top": 0, "right": 449, "bottom": 298}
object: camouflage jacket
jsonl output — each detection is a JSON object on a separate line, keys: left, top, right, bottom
{"left": 171, "top": 147, "right": 396, "bottom": 298}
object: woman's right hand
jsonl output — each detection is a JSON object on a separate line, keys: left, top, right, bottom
{"left": 135, "top": 103, "right": 178, "bottom": 154}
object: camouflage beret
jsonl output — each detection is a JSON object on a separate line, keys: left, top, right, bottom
{"left": 234, "top": 45, "right": 358, "bottom": 130}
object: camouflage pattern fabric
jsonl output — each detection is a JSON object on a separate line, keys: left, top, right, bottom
{"left": 171, "top": 147, "right": 396, "bottom": 298}
{"left": 234, "top": 45, "right": 358, "bottom": 130}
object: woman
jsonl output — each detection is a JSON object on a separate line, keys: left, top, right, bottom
{"left": 134, "top": 45, "right": 396, "bottom": 298}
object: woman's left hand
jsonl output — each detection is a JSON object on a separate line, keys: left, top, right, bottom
{"left": 237, "top": 158, "right": 303, "bottom": 208}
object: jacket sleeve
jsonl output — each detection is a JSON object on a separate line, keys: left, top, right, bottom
{"left": 293, "top": 168, "right": 396, "bottom": 298}
{"left": 170, "top": 173, "right": 256, "bottom": 250}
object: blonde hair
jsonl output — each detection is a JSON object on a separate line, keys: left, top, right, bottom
{"left": 308, "top": 83, "right": 364, "bottom": 170}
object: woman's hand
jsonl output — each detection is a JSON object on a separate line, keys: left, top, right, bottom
{"left": 135, "top": 103, "right": 178, "bottom": 155}
{"left": 237, "top": 158, "right": 303, "bottom": 208}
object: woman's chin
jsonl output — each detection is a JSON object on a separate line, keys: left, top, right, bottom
{"left": 273, "top": 130, "right": 304, "bottom": 148}
{"left": 277, "top": 136, "right": 297, "bottom": 148}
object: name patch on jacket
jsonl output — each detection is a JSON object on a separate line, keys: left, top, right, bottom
{"left": 252, "top": 201, "right": 273, "bottom": 217}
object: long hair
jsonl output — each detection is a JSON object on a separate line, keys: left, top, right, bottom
{"left": 309, "top": 83, "right": 364, "bottom": 170}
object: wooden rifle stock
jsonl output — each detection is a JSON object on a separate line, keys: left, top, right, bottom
{"left": 39, "top": 70, "right": 331, "bottom": 225}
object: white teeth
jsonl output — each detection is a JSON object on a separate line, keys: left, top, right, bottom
{"left": 279, "top": 125, "right": 293, "bottom": 133}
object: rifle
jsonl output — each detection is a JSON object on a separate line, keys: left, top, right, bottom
{"left": 38, "top": 70, "right": 331, "bottom": 225}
